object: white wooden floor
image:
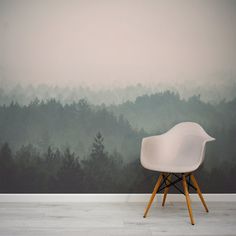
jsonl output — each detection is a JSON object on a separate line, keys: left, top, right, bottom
{"left": 0, "top": 202, "right": 235, "bottom": 235}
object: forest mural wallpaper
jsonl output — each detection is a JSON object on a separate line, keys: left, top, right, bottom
{"left": 0, "top": 0, "right": 236, "bottom": 193}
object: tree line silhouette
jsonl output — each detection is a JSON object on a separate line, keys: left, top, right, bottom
{"left": 0, "top": 91, "right": 236, "bottom": 192}
{"left": 0, "top": 132, "right": 236, "bottom": 193}
{"left": 0, "top": 98, "right": 143, "bottom": 162}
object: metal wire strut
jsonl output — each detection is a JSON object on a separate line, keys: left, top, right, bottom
{"left": 143, "top": 172, "right": 209, "bottom": 225}
{"left": 157, "top": 173, "right": 197, "bottom": 195}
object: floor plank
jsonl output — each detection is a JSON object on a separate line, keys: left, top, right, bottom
{"left": 0, "top": 202, "right": 235, "bottom": 235}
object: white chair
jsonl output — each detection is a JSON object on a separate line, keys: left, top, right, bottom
{"left": 140, "top": 122, "right": 215, "bottom": 225}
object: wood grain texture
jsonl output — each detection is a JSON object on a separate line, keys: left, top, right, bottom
{"left": 0, "top": 202, "right": 236, "bottom": 235}
{"left": 191, "top": 174, "right": 209, "bottom": 212}
{"left": 162, "top": 174, "right": 171, "bottom": 207}
{"left": 143, "top": 174, "right": 163, "bottom": 218}
{"left": 182, "top": 174, "right": 195, "bottom": 225}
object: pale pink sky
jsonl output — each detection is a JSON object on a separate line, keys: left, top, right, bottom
{"left": 0, "top": 0, "right": 236, "bottom": 88}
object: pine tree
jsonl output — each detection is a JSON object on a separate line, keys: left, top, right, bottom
{"left": 90, "top": 132, "right": 106, "bottom": 160}
{"left": 0, "top": 143, "right": 15, "bottom": 192}
{"left": 0, "top": 143, "right": 13, "bottom": 169}
{"left": 56, "top": 148, "right": 84, "bottom": 192}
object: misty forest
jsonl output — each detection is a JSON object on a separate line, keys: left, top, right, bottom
{"left": 0, "top": 86, "right": 236, "bottom": 193}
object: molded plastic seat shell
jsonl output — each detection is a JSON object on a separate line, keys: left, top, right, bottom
{"left": 140, "top": 122, "right": 215, "bottom": 173}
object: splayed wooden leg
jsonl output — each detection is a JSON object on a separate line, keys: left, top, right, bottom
{"left": 162, "top": 173, "right": 171, "bottom": 207}
{"left": 190, "top": 174, "right": 209, "bottom": 212}
{"left": 143, "top": 173, "right": 163, "bottom": 218}
{"left": 182, "top": 174, "right": 195, "bottom": 225}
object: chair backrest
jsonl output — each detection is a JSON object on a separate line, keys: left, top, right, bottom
{"left": 164, "top": 122, "right": 215, "bottom": 165}
{"left": 167, "top": 122, "right": 215, "bottom": 142}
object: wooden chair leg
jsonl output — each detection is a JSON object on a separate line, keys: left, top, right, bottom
{"left": 182, "top": 174, "right": 195, "bottom": 225}
{"left": 143, "top": 173, "right": 163, "bottom": 218}
{"left": 162, "top": 174, "right": 171, "bottom": 207}
{"left": 190, "top": 174, "right": 209, "bottom": 212}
